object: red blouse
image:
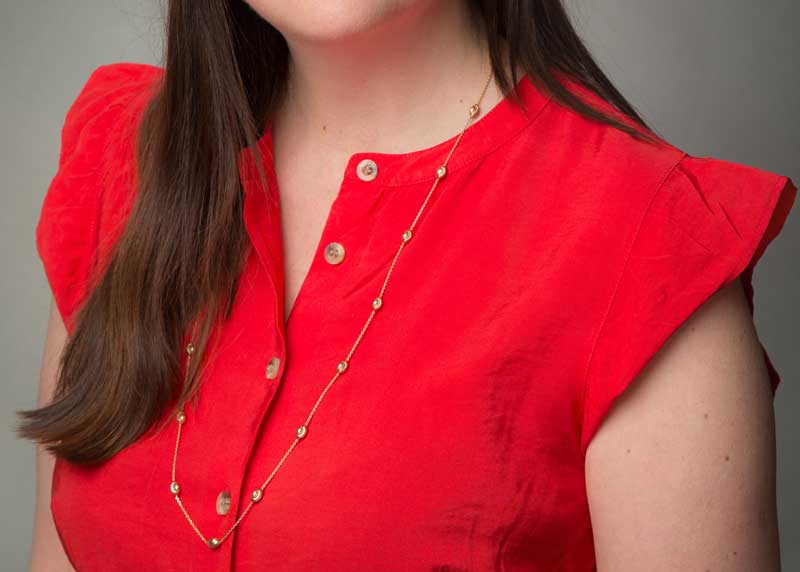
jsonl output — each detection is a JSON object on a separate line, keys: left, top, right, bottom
{"left": 36, "top": 62, "right": 796, "bottom": 571}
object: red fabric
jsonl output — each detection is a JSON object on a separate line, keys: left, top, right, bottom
{"left": 36, "top": 62, "right": 796, "bottom": 571}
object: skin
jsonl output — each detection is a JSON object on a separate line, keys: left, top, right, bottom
{"left": 586, "top": 277, "right": 781, "bottom": 571}
{"left": 30, "top": 300, "right": 74, "bottom": 571}
{"left": 32, "top": 1, "right": 781, "bottom": 569}
{"left": 245, "top": 0, "right": 505, "bottom": 317}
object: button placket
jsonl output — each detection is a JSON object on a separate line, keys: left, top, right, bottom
{"left": 317, "top": 157, "right": 380, "bottom": 271}
{"left": 230, "top": 139, "right": 383, "bottom": 557}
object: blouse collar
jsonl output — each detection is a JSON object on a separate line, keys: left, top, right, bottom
{"left": 240, "top": 72, "right": 554, "bottom": 191}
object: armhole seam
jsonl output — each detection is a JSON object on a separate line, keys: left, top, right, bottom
{"left": 578, "top": 150, "right": 688, "bottom": 458}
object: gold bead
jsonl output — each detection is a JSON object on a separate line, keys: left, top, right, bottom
{"left": 337, "top": 360, "right": 348, "bottom": 373}
{"left": 176, "top": 411, "right": 186, "bottom": 424}
{"left": 296, "top": 425, "right": 308, "bottom": 439}
{"left": 469, "top": 103, "right": 480, "bottom": 118}
{"left": 436, "top": 165, "right": 447, "bottom": 179}
{"left": 251, "top": 489, "right": 263, "bottom": 503}
{"left": 402, "top": 230, "right": 412, "bottom": 243}
{"left": 372, "top": 297, "right": 383, "bottom": 310}
{"left": 170, "top": 481, "right": 181, "bottom": 495}
{"left": 185, "top": 342, "right": 195, "bottom": 355}
{"left": 207, "top": 537, "right": 220, "bottom": 550}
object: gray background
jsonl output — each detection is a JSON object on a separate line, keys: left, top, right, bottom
{"left": 1, "top": 1, "right": 797, "bottom": 569}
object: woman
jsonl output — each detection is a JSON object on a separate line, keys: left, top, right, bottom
{"left": 17, "top": 0, "right": 795, "bottom": 570}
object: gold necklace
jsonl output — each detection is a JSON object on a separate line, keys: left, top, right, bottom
{"left": 170, "top": 67, "right": 495, "bottom": 550}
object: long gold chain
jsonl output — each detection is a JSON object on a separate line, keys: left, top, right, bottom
{"left": 170, "top": 67, "right": 495, "bottom": 550}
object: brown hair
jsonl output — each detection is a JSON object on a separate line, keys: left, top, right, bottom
{"left": 16, "top": 0, "right": 659, "bottom": 464}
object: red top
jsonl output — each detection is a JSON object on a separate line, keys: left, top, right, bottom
{"left": 37, "top": 62, "right": 796, "bottom": 571}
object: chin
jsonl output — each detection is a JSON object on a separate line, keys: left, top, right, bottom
{"left": 243, "top": 0, "right": 437, "bottom": 43}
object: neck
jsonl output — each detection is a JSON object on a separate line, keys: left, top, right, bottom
{"left": 271, "top": 2, "right": 503, "bottom": 159}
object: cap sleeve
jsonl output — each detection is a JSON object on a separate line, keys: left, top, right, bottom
{"left": 35, "top": 62, "right": 160, "bottom": 334}
{"left": 580, "top": 153, "right": 797, "bottom": 456}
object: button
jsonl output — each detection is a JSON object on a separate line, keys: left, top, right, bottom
{"left": 356, "top": 158, "right": 378, "bottom": 181}
{"left": 216, "top": 490, "right": 231, "bottom": 515}
{"left": 265, "top": 356, "right": 281, "bottom": 380}
{"left": 323, "top": 242, "right": 346, "bottom": 265}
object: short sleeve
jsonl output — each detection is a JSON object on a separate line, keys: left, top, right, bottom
{"left": 580, "top": 153, "right": 797, "bottom": 456}
{"left": 35, "top": 62, "right": 161, "bottom": 334}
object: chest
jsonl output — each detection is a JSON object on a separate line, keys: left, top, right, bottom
{"left": 51, "top": 157, "right": 614, "bottom": 571}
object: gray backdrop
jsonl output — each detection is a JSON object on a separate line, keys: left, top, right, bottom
{"left": 2, "top": 1, "right": 797, "bottom": 569}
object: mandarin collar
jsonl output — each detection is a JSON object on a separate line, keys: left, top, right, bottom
{"left": 239, "top": 72, "right": 554, "bottom": 192}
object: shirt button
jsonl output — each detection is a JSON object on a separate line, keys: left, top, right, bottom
{"left": 216, "top": 490, "right": 231, "bottom": 515}
{"left": 265, "top": 356, "right": 281, "bottom": 380}
{"left": 356, "top": 158, "right": 378, "bottom": 181}
{"left": 323, "top": 242, "right": 346, "bottom": 265}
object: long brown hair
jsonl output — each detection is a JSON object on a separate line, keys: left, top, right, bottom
{"left": 17, "top": 0, "right": 659, "bottom": 464}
